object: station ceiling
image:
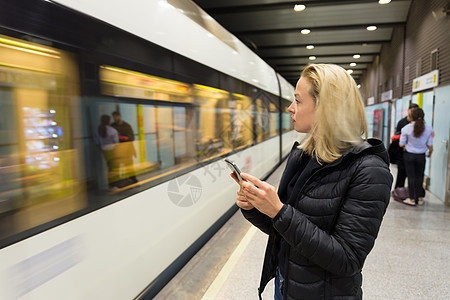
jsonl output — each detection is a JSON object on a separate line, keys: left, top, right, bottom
{"left": 192, "top": 0, "right": 412, "bottom": 86}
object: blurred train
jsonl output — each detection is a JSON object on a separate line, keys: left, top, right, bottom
{"left": 0, "top": 0, "right": 302, "bottom": 299}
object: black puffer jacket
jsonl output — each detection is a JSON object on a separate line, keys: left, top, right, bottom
{"left": 242, "top": 139, "right": 393, "bottom": 299}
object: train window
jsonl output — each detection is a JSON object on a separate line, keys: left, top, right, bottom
{"left": 254, "top": 98, "right": 269, "bottom": 142}
{"left": 99, "top": 66, "right": 192, "bottom": 103}
{"left": 0, "top": 34, "right": 86, "bottom": 243}
{"left": 97, "top": 66, "right": 197, "bottom": 192}
{"left": 230, "top": 93, "right": 253, "bottom": 149}
{"left": 269, "top": 102, "right": 279, "bottom": 137}
{"left": 193, "top": 84, "right": 233, "bottom": 160}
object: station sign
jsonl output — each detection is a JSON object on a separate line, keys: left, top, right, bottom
{"left": 412, "top": 70, "right": 439, "bottom": 92}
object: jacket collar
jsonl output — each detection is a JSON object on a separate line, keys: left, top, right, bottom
{"left": 340, "top": 138, "right": 389, "bottom": 165}
{"left": 293, "top": 138, "right": 389, "bottom": 168}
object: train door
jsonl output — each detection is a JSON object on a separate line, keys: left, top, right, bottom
{"left": 0, "top": 87, "right": 21, "bottom": 225}
{"left": 254, "top": 95, "right": 270, "bottom": 143}
{"left": 142, "top": 105, "right": 159, "bottom": 168}
{"left": 157, "top": 106, "right": 175, "bottom": 169}
{"left": 173, "top": 106, "right": 189, "bottom": 163}
{"left": 430, "top": 86, "right": 450, "bottom": 202}
{"left": 156, "top": 104, "right": 194, "bottom": 168}
{"left": 0, "top": 34, "right": 85, "bottom": 239}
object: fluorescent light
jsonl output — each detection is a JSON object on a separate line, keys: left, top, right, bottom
{"left": 353, "top": 54, "right": 361, "bottom": 59}
{"left": 306, "top": 45, "right": 314, "bottom": 50}
{"left": 301, "top": 29, "right": 311, "bottom": 35}
{"left": 379, "top": 0, "right": 391, "bottom": 4}
{"left": 350, "top": 63, "right": 357, "bottom": 67}
{"left": 367, "top": 26, "right": 377, "bottom": 31}
{"left": 294, "top": 4, "right": 306, "bottom": 11}
{"left": 347, "top": 69, "right": 354, "bottom": 74}
{"left": 309, "top": 56, "right": 316, "bottom": 60}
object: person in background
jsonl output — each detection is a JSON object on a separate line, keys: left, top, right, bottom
{"left": 111, "top": 111, "right": 138, "bottom": 184}
{"left": 399, "top": 108, "right": 433, "bottom": 206}
{"left": 95, "top": 115, "right": 119, "bottom": 189}
{"left": 393, "top": 103, "right": 419, "bottom": 188}
{"left": 231, "top": 64, "right": 392, "bottom": 300}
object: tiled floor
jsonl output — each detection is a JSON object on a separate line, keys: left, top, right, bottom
{"left": 156, "top": 163, "right": 450, "bottom": 300}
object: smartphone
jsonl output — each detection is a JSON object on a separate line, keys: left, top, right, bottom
{"left": 224, "top": 158, "right": 245, "bottom": 181}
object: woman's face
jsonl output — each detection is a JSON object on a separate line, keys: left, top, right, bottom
{"left": 288, "top": 77, "right": 316, "bottom": 133}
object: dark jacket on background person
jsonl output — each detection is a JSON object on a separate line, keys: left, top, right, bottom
{"left": 242, "top": 139, "right": 392, "bottom": 300}
{"left": 389, "top": 116, "right": 410, "bottom": 164}
{"left": 395, "top": 116, "right": 409, "bottom": 135}
{"left": 111, "top": 120, "right": 137, "bottom": 158}
{"left": 392, "top": 116, "right": 410, "bottom": 188}
{"left": 111, "top": 121, "right": 135, "bottom": 142}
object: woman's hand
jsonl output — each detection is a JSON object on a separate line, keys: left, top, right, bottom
{"left": 239, "top": 173, "right": 284, "bottom": 219}
{"left": 230, "top": 172, "right": 254, "bottom": 210}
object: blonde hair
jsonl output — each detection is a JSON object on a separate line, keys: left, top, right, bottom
{"left": 299, "top": 64, "right": 368, "bottom": 163}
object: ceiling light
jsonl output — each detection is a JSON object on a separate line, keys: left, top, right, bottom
{"left": 379, "top": 0, "right": 391, "bottom": 4}
{"left": 367, "top": 26, "right": 377, "bottom": 31}
{"left": 357, "top": 84, "right": 361, "bottom": 88}
{"left": 350, "top": 63, "right": 357, "bottom": 67}
{"left": 353, "top": 54, "right": 361, "bottom": 59}
{"left": 309, "top": 56, "right": 316, "bottom": 60}
{"left": 301, "top": 29, "right": 311, "bottom": 35}
{"left": 294, "top": 4, "right": 306, "bottom": 12}
{"left": 347, "top": 69, "right": 353, "bottom": 74}
{"left": 306, "top": 45, "right": 314, "bottom": 49}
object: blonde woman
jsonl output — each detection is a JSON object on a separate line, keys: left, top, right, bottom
{"left": 231, "top": 64, "right": 393, "bottom": 300}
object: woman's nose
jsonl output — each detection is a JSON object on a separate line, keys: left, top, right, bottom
{"left": 288, "top": 102, "right": 294, "bottom": 112}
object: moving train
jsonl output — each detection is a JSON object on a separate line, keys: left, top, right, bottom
{"left": 0, "top": 0, "right": 301, "bottom": 298}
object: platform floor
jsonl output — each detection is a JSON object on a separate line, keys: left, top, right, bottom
{"left": 155, "top": 162, "right": 450, "bottom": 300}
